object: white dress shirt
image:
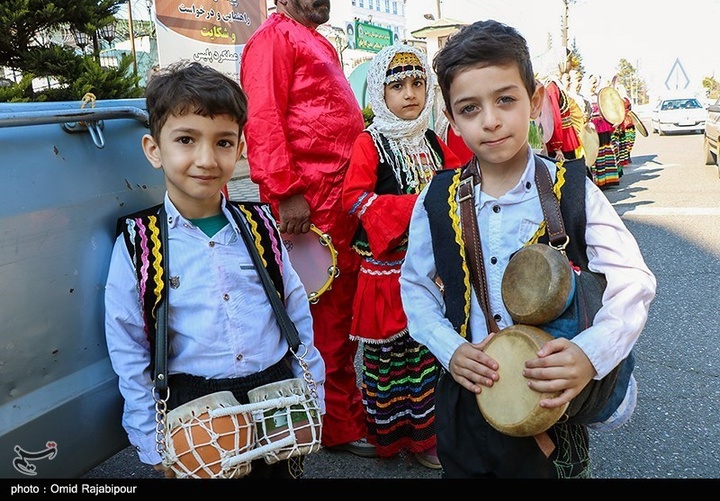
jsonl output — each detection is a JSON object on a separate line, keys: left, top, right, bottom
{"left": 400, "top": 150, "right": 656, "bottom": 381}
{"left": 105, "top": 194, "right": 325, "bottom": 465}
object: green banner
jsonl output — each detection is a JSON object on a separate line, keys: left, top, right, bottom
{"left": 355, "top": 21, "right": 392, "bottom": 53}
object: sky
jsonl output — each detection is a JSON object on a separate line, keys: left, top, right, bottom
{"left": 407, "top": 0, "right": 720, "bottom": 99}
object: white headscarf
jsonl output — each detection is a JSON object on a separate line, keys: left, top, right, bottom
{"left": 366, "top": 44, "right": 441, "bottom": 191}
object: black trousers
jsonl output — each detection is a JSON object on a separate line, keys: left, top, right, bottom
{"left": 434, "top": 371, "right": 591, "bottom": 478}
{"left": 167, "top": 356, "right": 300, "bottom": 479}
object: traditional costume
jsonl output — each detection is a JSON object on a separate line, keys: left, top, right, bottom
{"left": 241, "top": 12, "right": 367, "bottom": 448}
{"left": 342, "top": 45, "right": 461, "bottom": 461}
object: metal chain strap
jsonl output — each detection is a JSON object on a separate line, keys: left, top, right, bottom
{"left": 153, "top": 387, "right": 170, "bottom": 458}
{"left": 290, "top": 345, "right": 318, "bottom": 401}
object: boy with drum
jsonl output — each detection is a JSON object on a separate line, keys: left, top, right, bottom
{"left": 104, "top": 61, "right": 325, "bottom": 479}
{"left": 399, "top": 20, "right": 656, "bottom": 478}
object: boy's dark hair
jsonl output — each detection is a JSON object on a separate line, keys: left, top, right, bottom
{"left": 433, "top": 20, "right": 536, "bottom": 116}
{"left": 144, "top": 61, "right": 248, "bottom": 139}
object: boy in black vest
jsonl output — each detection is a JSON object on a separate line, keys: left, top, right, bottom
{"left": 398, "top": 20, "right": 656, "bottom": 478}
{"left": 104, "top": 61, "right": 325, "bottom": 479}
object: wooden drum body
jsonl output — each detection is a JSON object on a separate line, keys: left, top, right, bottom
{"left": 163, "top": 391, "right": 254, "bottom": 479}
{"left": 476, "top": 325, "right": 569, "bottom": 437}
{"left": 247, "top": 378, "right": 322, "bottom": 464}
{"left": 501, "top": 243, "right": 575, "bottom": 326}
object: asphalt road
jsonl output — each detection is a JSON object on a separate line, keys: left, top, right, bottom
{"left": 83, "top": 126, "right": 720, "bottom": 482}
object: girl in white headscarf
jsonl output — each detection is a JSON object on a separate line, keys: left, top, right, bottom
{"left": 341, "top": 44, "right": 462, "bottom": 470}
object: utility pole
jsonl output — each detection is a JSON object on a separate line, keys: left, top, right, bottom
{"left": 436, "top": 0, "right": 442, "bottom": 19}
{"left": 127, "top": 1, "right": 138, "bottom": 78}
{"left": 561, "top": 0, "right": 569, "bottom": 73}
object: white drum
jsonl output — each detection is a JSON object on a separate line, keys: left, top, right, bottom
{"left": 476, "top": 325, "right": 569, "bottom": 437}
{"left": 163, "top": 391, "right": 255, "bottom": 479}
{"left": 247, "top": 378, "right": 322, "bottom": 464}
{"left": 282, "top": 224, "right": 339, "bottom": 304}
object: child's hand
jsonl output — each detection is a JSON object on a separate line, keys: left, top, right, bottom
{"left": 522, "top": 337, "right": 596, "bottom": 409}
{"left": 449, "top": 333, "right": 499, "bottom": 394}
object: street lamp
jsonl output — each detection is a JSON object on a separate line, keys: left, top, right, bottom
{"left": 72, "top": 29, "right": 90, "bottom": 53}
{"left": 98, "top": 22, "right": 117, "bottom": 45}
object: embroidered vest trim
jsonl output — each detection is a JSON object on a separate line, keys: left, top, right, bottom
{"left": 116, "top": 201, "right": 284, "bottom": 374}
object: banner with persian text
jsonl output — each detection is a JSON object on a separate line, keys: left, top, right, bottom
{"left": 152, "top": 0, "right": 266, "bottom": 81}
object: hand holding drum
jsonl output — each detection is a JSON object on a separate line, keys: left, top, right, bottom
{"left": 476, "top": 244, "right": 575, "bottom": 437}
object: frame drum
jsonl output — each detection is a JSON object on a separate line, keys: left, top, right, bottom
{"left": 282, "top": 224, "right": 339, "bottom": 304}
{"left": 538, "top": 91, "right": 556, "bottom": 144}
{"left": 597, "top": 87, "right": 626, "bottom": 127}
{"left": 581, "top": 124, "right": 600, "bottom": 167}
{"left": 163, "top": 391, "right": 254, "bottom": 479}
{"left": 476, "top": 325, "right": 569, "bottom": 437}
{"left": 501, "top": 243, "right": 575, "bottom": 326}
{"left": 629, "top": 110, "right": 648, "bottom": 137}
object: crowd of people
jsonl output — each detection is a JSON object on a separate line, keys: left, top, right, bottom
{"left": 530, "top": 69, "right": 639, "bottom": 191}
{"left": 104, "top": 0, "right": 656, "bottom": 480}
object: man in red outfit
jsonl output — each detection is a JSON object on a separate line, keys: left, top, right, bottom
{"left": 240, "top": 0, "right": 374, "bottom": 457}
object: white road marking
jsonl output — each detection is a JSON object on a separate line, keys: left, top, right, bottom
{"left": 620, "top": 207, "right": 720, "bottom": 216}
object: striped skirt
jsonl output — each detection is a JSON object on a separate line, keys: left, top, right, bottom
{"left": 593, "top": 131, "right": 620, "bottom": 189}
{"left": 361, "top": 332, "right": 439, "bottom": 457}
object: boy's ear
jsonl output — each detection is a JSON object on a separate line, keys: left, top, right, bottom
{"left": 444, "top": 108, "right": 461, "bottom": 137}
{"left": 529, "top": 84, "right": 545, "bottom": 120}
{"left": 236, "top": 136, "right": 245, "bottom": 161}
{"left": 141, "top": 134, "right": 163, "bottom": 170}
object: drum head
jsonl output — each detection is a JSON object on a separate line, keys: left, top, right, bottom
{"left": 476, "top": 325, "right": 569, "bottom": 437}
{"left": 538, "top": 92, "right": 555, "bottom": 144}
{"left": 629, "top": 110, "right": 648, "bottom": 137}
{"left": 282, "top": 224, "right": 338, "bottom": 303}
{"left": 598, "top": 87, "right": 626, "bottom": 126}
{"left": 581, "top": 124, "right": 600, "bottom": 167}
{"left": 501, "top": 244, "right": 575, "bottom": 326}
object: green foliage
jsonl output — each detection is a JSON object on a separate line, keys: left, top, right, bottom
{"left": 362, "top": 104, "right": 374, "bottom": 128}
{"left": 615, "top": 58, "right": 649, "bottom": 105}
{"left": 0, "top": 73, "right": 34, "bottom": 102}
{"left": 0, "top": 0, "right": 137, "bottom": 102}
{"left": 69, "top": 55, "right": 143, "bottom": 100}
{"left": 702, "top": 76, "right": 720, "bottom": 100}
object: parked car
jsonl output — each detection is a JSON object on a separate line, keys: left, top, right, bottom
{"left": 650, "top": 96, "right": 706, "bottom": 135}
{"left": 703, "top": 96, "right": 720, "bottom": 176}
{"left": 0, "top": 99, "right": 165, "bottom": 478}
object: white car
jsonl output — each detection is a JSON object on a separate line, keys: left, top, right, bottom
{"left": 651, "top": 96, "right": 707, "bottom": 135}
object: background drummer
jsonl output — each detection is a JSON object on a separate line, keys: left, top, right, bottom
{"left": 240, "top": 0, "right": 373, "bottom": 458}
{"left": 105, "top": 61, "right": 326, "bottom": 479}
{"left": 542, "top": 76, "right": 584, "bottom": 163}
{"left": 400, "top": 19, "right": 656, "bottom": 478}
{"left": 586, "top": 75, "right": 622, "bottom": 189}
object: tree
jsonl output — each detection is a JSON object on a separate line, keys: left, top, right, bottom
{"left": 0, "top": 0, "right": 141, "bottom": 102}
{"left": 615, "top": 58, "right": 649, "bottom": 105}
{"left": 702, "top": 76, "right": 720, "bottom": 100}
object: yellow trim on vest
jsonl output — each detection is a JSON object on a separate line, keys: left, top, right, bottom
{"left": 449, "top": 170, "right": 472, "bottom": 339}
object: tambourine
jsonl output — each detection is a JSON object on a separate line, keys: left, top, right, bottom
{"left": 476, "top": 325, "right": 569, "bottom": 437}
{"left": 282, "top": 224, "right": 339, "bottom": 304}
